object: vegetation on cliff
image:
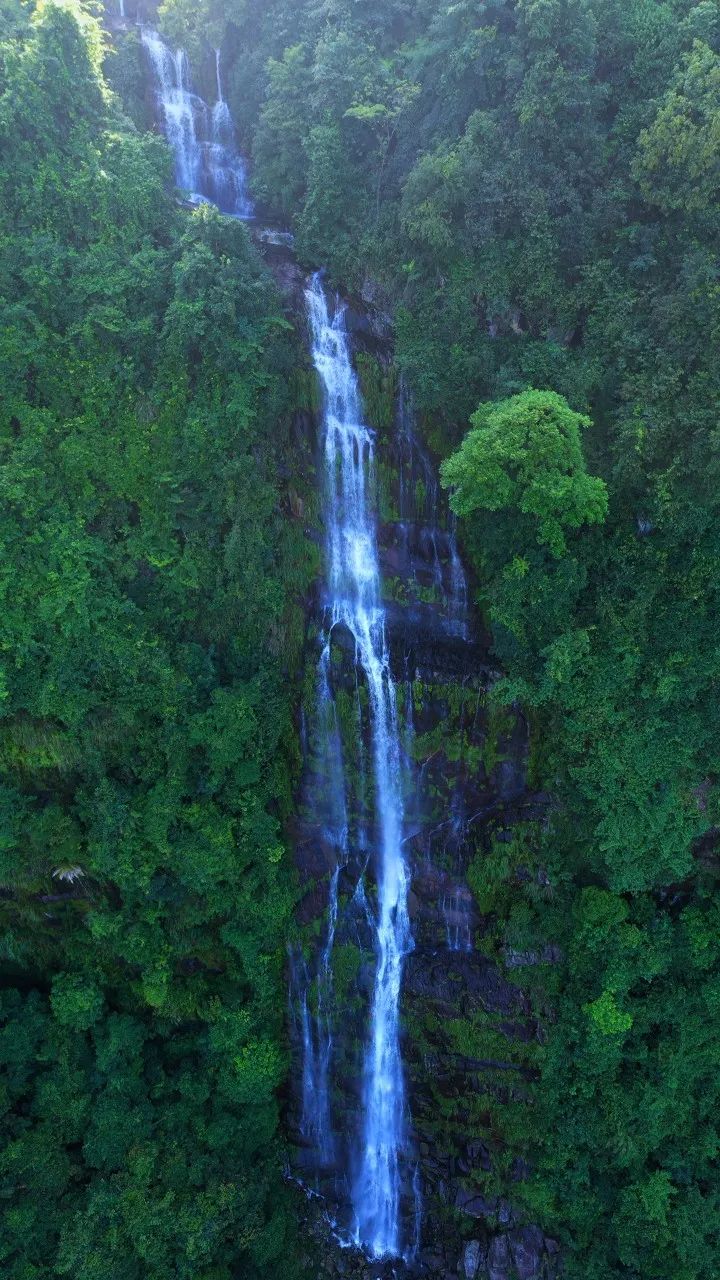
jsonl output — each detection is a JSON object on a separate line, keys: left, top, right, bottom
{"left": 0, "top": 3, "right": 310, "bottom": 1277}
{"left": 122, "top": 0, "right": 720, "bottom": 1274}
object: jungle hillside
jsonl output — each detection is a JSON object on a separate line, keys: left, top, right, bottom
{"left": 1, "top": 1, "right": 719, "bottom": 1278}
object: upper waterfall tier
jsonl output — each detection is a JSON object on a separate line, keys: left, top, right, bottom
{"left": 141, "top": 29, "right": 253, "bottom": 219}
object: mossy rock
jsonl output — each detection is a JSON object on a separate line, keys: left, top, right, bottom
{"left": 355, "top": 353, "right": 396, "bottom": 437}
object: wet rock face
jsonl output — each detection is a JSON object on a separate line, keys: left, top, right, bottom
{"left": 301, "top": 1212, "right": 556, "bottom": 1280}
{"left": 285, "top": 307, "right": 556, "bottom": 1278}
{"left": 258, "top": 239, "right": 394, "bottom": 357}
{"left": 253, "top": 232, "right": 308, "bottom": 312}
{"left": 463, "top": 1240, "right": 484, "bottom": 1278}
{"left": 405, "top": 950, "right": 530, "bottom": 1020}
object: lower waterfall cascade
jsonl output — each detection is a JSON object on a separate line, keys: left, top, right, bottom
{"left": 304, "top": 276, "right": 417, "bottom": 1259}
{"left": 140, "top": 38, "right": 549, "bottom": 1273}
{"left": 288, "top": 274, "right": 506, "bottom": 1272}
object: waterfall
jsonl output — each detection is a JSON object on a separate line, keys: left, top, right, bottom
{"left": 306, "top": 275, "right": 415, "bottom": 1260}
{"left": 442, "top": 892, "right": 474, "bottom": 953}
{"left": 214, "top": 48, "right": 223, "bottom": 103}
{"left": 397, "top": 379, "right": 469, "bottom": 637}
{"left": 296, "top": 637, "right": 348, "bottom": 1163}
{"left": 141, "top": 29, "right": 252, "bottom": 219}
{"left": 448, "top": 517, "right": 469, "bottom": 639}
{"left": 293, "top": 941, "right": 335, "bottom": 1166}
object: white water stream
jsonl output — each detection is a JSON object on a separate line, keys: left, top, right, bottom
{"left": 141, "top": 30, "right": 252, "bottom": 218}
{"left": 307, "top": 276, "right": 415, "bottom": 1259}
{"left": 141, "top": 29, "right": 471, "bottom": 1243}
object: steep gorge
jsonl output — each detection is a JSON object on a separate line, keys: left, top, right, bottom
{"left": 3, "top": 3, "right": 719, "bottom": 1279}
{"left": 135, "top": 23, "right": 556, "bottom": 1278}
{"left": 287, "top": 285, "right": 556, "bottom": 1280}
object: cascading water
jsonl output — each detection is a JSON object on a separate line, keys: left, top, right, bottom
{"left": 442, "top": 890, "right": 474, "bottom": 953}
{"left": 295, "top": 636, "right": 348, "bottom": 1165}
{"left": 306, "top": 275, "right": 415, "bottom": 1259}
{"left": 141, "top": 30, "right": 252, "bottom": 218}
{"left": 214, "top": 48, "right": 223, "bottom": 104}
{"left": 397, "top": 380, "right": 469, "bottom": 639}
{"left": 291, "top": 287, "right": 544, "bottom": 1274}
{"left": 134, "top": 28, "right": 534, "bottom": 1266}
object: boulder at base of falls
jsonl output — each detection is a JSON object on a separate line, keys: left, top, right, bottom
{"left": 462, "top": 1239, "right": 484, "bottom": 1278}
{"left": 454, "top": 1187, "right": 498, "bottom": 1218}
{"left": 509, "top": 1225, "right": 547, "bottom": 1280}
{"left": 461, "top": 1227, "right": 549, "bottom": 1280}
{"left": 487, "top": 1234, "right": 512, "bottom": 1280}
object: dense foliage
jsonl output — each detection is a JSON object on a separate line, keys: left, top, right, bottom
{"left": 133, "top": 0, "right": 720, "bottom": 1275}
{"left": 3, "top": 0, "right": 720, "bottom": 1276}
{"left": 0, "top": 3, "right": 311, "bottom": 1277}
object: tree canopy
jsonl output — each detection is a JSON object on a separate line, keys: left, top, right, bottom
{"left": 0, "top": 2, "right": 312, "bottom": 1276}
{"left": 441, "top": 389, "right": 607, "bottom": 556}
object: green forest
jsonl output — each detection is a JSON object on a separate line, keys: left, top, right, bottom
{"left": 1, "top": 0, "right": 719, "bottom": 1277}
